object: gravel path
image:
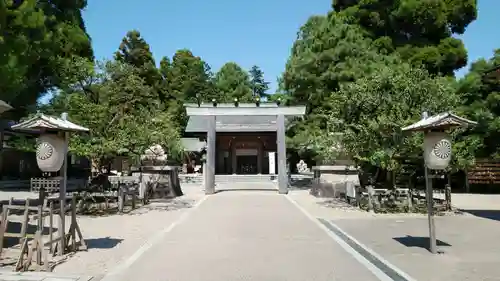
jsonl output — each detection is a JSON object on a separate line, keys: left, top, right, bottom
{"left": 51, "top": 185, "right": 205, "bottom": 277}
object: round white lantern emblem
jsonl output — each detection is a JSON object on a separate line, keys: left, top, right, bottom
{"left": 36, "top": 134, "right": 66, "bottom": 172}
{"left": 423, "top": 132, "right": 452, "bottom": 170}
{"left": 36, "top": 142, "right": 54, "bottom": 161}
{"left": 433, "top": 139, "right": 452, "bottom": 160}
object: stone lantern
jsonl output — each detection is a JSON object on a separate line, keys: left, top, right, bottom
{"left": 402, "top": 111, "right": 476, "bottom": 254}
{"left": 11, "top": 112, "right": 89, "bottom": 255}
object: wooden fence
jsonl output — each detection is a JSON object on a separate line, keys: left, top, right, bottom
{"left": 467, "top": 159, "right": 500, "bottom": 185}
{"left": 0, "top": 193, "right": 86, "bottom": 272}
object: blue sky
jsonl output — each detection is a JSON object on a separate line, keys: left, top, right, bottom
{"left": 76, "top": 0, "right": 499, "bottom": 95}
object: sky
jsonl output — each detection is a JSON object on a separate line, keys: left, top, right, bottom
{"left": 66, "top": 0, "right": 500, "bottom": 99}
{"left": 82, "top": 0, "right": 333, "bottom": 95}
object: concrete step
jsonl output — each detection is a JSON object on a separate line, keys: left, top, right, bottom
{"left": 215, "top": 175, "right": 276, "bottom": 183}
{"left": 180, "top": 174, "right": 314, "bottom": 186}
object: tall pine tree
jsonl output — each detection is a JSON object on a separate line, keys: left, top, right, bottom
{"left": 214, "top": 63, "right": 253, "bottom": 102}
{"left": 333, "top": 0, "right": 477, "bottom": 76}
{"left": 168, "top": 49, "right": 215, "bottom": 103}
{"left": 114, "top": 30, "right": 161, "bottom": 93}
{"left": 249, "top": 65, "right": 270, "bottom": 99}
{"left": 0, "top": 0, "right": 93, "bottom": 118}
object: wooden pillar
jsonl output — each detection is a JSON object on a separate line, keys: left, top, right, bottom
{"left": 58, "top": 131, "right": 69, "bottom": 255}
{"left": 277, "top": 115, "right": 288, "bottom": 194}
{"left": 205, "top": 116, "right": 216, "bottom": 194}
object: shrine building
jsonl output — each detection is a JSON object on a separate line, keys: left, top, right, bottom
{"left": 181, "top": 101, "right": 306, "bottom": 195}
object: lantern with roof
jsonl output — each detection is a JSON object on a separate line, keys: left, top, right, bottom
{"left": 402, "top": 112, "right": 477, "bottom": 170}
{"left": 402, "top": 111, "right": 476, "bottom": 254}
{"left": 11, "top": 112, "right": 89, "bottom": 255}
{"left": 11, "top": 112, "right": 89, "bottom": 174}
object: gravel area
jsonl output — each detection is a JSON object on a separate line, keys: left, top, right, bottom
{"left": 287, "top": 189, "right": 472, "bottom": 220}
{"left": 10, "top": 185, "right": 205, "bottom": 277}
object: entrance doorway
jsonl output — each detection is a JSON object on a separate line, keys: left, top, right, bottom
{"left": 237, "top": 155, "right": 258, "bottom": 174}
{"left": 235, "top": 148, "right": 258, "bottom": 174}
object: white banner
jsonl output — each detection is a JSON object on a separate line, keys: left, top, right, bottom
{"left": 268, "top": 152, "right": 276, "bottom": 175}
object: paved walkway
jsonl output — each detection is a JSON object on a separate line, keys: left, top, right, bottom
{"left": 0, "top": 272, "right": 93, "bottom": 281}
{"left": 98, "top": 190, "right": 381, "bottom": 281}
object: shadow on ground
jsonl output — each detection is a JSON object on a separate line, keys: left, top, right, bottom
{"left": 129, "top": 198, "right": 195, "bottom": 215}
{"left": 85, "top": 237, "right": 123, "bottom": 249}
{"left": 289, "top": 178, "right": 313, "bottom": 190}
{"left": 460, "top": 209, "right": 500, "bottom": 222}
{"left": 317, "top": 199, "right": 359, "bottom": 210}
{"left": 393, "top": 235, "right": 452, "bottom": 252}
{"left": 3, "top": 221, "right": 58, "bottom": 248}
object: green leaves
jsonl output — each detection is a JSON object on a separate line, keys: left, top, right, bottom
{"left": 43, "top": 58, "right": 182, "bottom": 166}
{"left": 455, "top": 49, "right": 500, "bottom": 162}
{"left": 328, "top": 63, "right": 458, "bottom": 170}
{"left": 214, "top": 62, "right": 253, "bottom": 102}
{"left": 336, "top": 0, "right": 476, "bottom": 76}
{"left": 249, "top": 65, "right": 270, "bottom": 99}
{"left": 167, "top": 49, "right": 215, "bottom": 103}
{"left": 0, "top": 0, "right": 92, "bottom": 118}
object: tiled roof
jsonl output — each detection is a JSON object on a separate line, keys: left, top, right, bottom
{"left": 402, "top": 112, "right": 477, "bottom": 131}
{"left": 11, "top": 113, "right": 89, "bottom": 133}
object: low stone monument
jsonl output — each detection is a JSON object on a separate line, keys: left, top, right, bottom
{"left": 132, "top": 144, "right": 183, "bottom": 200}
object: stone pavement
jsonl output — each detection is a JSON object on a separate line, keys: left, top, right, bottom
{"left": 289, "top": 189, "right": 500, "bottom": 281}
{"left": 97, "top": 189, "right": 383, "bottom": 281}
{"left": 333, "top": 215, "right": 500, "bottom": 281}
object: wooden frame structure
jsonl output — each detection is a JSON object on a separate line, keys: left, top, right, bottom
{"left": 0, "top": 194, "right": 86, "bottom": 271}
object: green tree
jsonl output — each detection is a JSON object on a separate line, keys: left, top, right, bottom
{"left": 0, "top": 0, "right": 92, "bottom": 118}
{"left": 333, "top": 0, "right": 477, "bottom": 76}
{"left": 249, "top": 65, "right": 270, "bottom": 99}
{"left": 284, "top": 15, "right": 393, "bottom": 112}
{"left": 324, "top": 62, "right": 458, "bottom": 171}
{"left": 44, "top": 58, "right": 181, "bottom": 169}
{"left": 455, "top": 49, "right": 500, "bottom": 161}
{"left": 214, "top": 62, "right": 253, "bottom": 102}
{"left": 168, "top": 49, "right": 215, "bottom": 103}
{"left": 283, "top": 15, "right": 399, "bottom": 155}
{"left": 114, "top": 30, "right": 162, "bottom": 98}
{"left": 115, "top": 30, "right": 155, "bottom": 68}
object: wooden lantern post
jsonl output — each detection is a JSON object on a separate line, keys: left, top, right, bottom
{"left": 11, "top": 112, "right": 89, "bottom": 255}
{"left": 402, "top": 112, "right": 476, "bottom": 254}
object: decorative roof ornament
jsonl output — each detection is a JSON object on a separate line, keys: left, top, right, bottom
{"left": 402, "top": 112, "right": 477, "bottom": 132}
